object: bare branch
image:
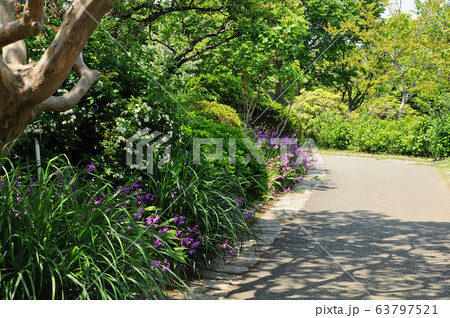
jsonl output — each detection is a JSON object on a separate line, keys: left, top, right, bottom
{"left": 35, "top": 53, "right": 99, "bottom": 114}
{"left": 168, "top": 18, "right": 239, "bottom": 71}
{"left": 27, "top": 0, "right": 115, "bottom": 106}
{"left": 170, "top": 30, "right": 241, "bottom": 72}
{"left": 149, "top": 33, "right": 177, "bottom": 55}
{"left": 0, "top": 0, "right": 47, "bottom": 48}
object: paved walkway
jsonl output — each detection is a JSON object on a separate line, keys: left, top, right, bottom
{"left": 171, "top": 155, "right": 450, "bottom": 300}
{"left": 226, "top": 155, "right": 450, "bottom": 300}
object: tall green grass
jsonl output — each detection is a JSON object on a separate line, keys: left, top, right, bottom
{"left": 0, "top": 156, "right": 185, "bottom": 299}
{"left": 144, "top": 146, "right": 256, "bottom": 265}
{"left": 0, "top": 150, "right": 258, "bottom": 299}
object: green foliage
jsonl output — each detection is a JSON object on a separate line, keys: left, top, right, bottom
{"left": 145, "top": 144, "right": 256, "bottom": 262}
{"left": 223, "top": 91, "right": 300, "bottom": 136}
{"left": 308, "top": 112, "right": 449, "bottom": 159}
{"left": 357, "top": 94, "right": 403, "bottom": 119}
{"left": 97, "top": 96, "right": 179, "bottom": 179}
{"left": 311, "top": 111, "right": 351, "bottom": 149}
{"left": 355, "top": 92, "right": 419, "bottom": 119}
{"left": 0, "top": 149, "right": 264, "bottom": 299}
{"left": 335, "top": 0, "right": 450, "bottom": 118}
{"left": 427, "top": 115, "right": 450, "bottom": 159}
{"left": 187, "top": 73, "right": 243, "bottom": 110}
{"left": 0, "top": 157, "right": 185, "bottom": 299}
{"left": 180, "top": 117, "right": 268, "bottom": 200}
{"left": 193, "top": 101, "right": 243, "bottom": 128}
{"left": 254, "top": 97, "right": 300, "bottom": 134}
{"left": 293, "top": 88, "right": 348, "bottom": 135}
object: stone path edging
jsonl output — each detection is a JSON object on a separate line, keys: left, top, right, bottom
{"left": 169, "top": 165, "right": 326, "bottom": 300}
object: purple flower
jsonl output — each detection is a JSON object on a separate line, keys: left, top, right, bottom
{"left": 146, "top": 215, "right": 160, "bottom": 226}
{"left": 150, "top": 260, "right": 161, "bottom": 270}
{"left": 243, "top": 211, "right": 253, "bottom": 218}
{"left": 235, "top": 198, "right": 244, "bottom": 206}
{"left": 188, "top": 225, "right": 198, "bottom": 234}
{"left": 87, "top": 162, "right": 95, "bottom": 173}
{"left": 162, "top": 259, "right": 171, "bottom": 271}
{"left": 191, "top": 241, "right": 200, "bottom": 248}
{"left": 154, "top": 238, "right": 164, "bottom": 248}
{"left": 158, "top": 226, "right": 169, "bottom": 234}
{"left": 174, "top": 215, "right": 185, "bottom": 225}
{"left": 131, "top": 183, "right": 142, "bottom": 190}
{"left": 181, "top": 237, "right": 194, "bottom": 247}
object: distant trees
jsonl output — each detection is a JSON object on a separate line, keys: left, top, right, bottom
{"left": 333, "top": 0, "right": 450, "bottom": 117}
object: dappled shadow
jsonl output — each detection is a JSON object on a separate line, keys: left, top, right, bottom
{"left": 227, "top": 209, "right": 450, "bottom": 300}
{"left": 294, "top": 169, "right": 337, "bottom": 192}
{"left": 312, "top": 174, "right": 336, "bottom": 191}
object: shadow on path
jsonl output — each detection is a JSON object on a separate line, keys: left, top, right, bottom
{"left": 227, "top": 209, "right": 450, "bottom": 300}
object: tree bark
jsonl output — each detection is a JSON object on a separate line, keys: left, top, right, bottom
{"left": 0, "top": 0, "right": 116, "bottom": 156}
{"left": 398, "top": 92, "right": 409, "bottom": 119}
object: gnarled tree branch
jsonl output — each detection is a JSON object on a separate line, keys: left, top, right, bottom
{"left": 0, "top": 0, "right": 46, "bottom": 48}
{"left": 0, "top": 0, "right": 116, "bottom": 155}
{"left": 35, "top": 53, "right": 100, "bottom": 114}
{"left": 26, "top": 0, "right": 115, "bottom": 106}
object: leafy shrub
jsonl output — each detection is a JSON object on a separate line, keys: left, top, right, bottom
{"left": 187, "top": 73, "right": 243, "bottom": 111}
{"left": 249, "top": 96, "right": 300, "bottom": 135}
{"left": 306, "top": 111, "right": 449, "bottom": 159}
{"left": 14, "top": 95, "right": 180, "bottom": 182}
{"left": 358, "top": 94, "right": 416, "bottom": 119}
{"left": 311, "top": 111, "right": 351, "bottom": 149}
{"left": 427, "top": 115, "right": 450, "bottom": 159}
{"left": 292, "top": 88, "right": 348, "bottom": 136}
{"left": 193, "top": 101, "right": 243, "bottom": 128}
{"left": 180, "top": 116, "right": 268, "bottom": 201}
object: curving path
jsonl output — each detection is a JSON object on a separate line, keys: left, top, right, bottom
{"left": 226, "top": 155, "right": 450, "bottom": 300}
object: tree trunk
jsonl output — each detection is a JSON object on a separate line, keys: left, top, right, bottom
{"left": 398, "top": 92, "right": 408, "bottom": 119}
{"left": 0, "top": 0, "right": 116, "bottom": 156}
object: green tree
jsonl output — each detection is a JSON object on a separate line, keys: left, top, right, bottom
{"left": 111, "top": 0, "right": 277, "bottom": 74}
{"left": 192, "top": 1, "right": 309, "bottom": 126}
{"left": 336, "top": 0, "right": 450, "bottom": 118}
{"left": 301, "top": 0, "right": 385, "bottom": 111}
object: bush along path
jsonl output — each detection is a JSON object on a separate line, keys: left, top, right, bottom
{"left": 168, "top": 165, "right": 326, "bottom": 300}
{"left": 0, "top": 128, "right": 315, "bottom": 299}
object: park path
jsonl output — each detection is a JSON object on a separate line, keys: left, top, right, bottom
{"left": 226, "top": 155, "right": 450, "bottom": 300}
